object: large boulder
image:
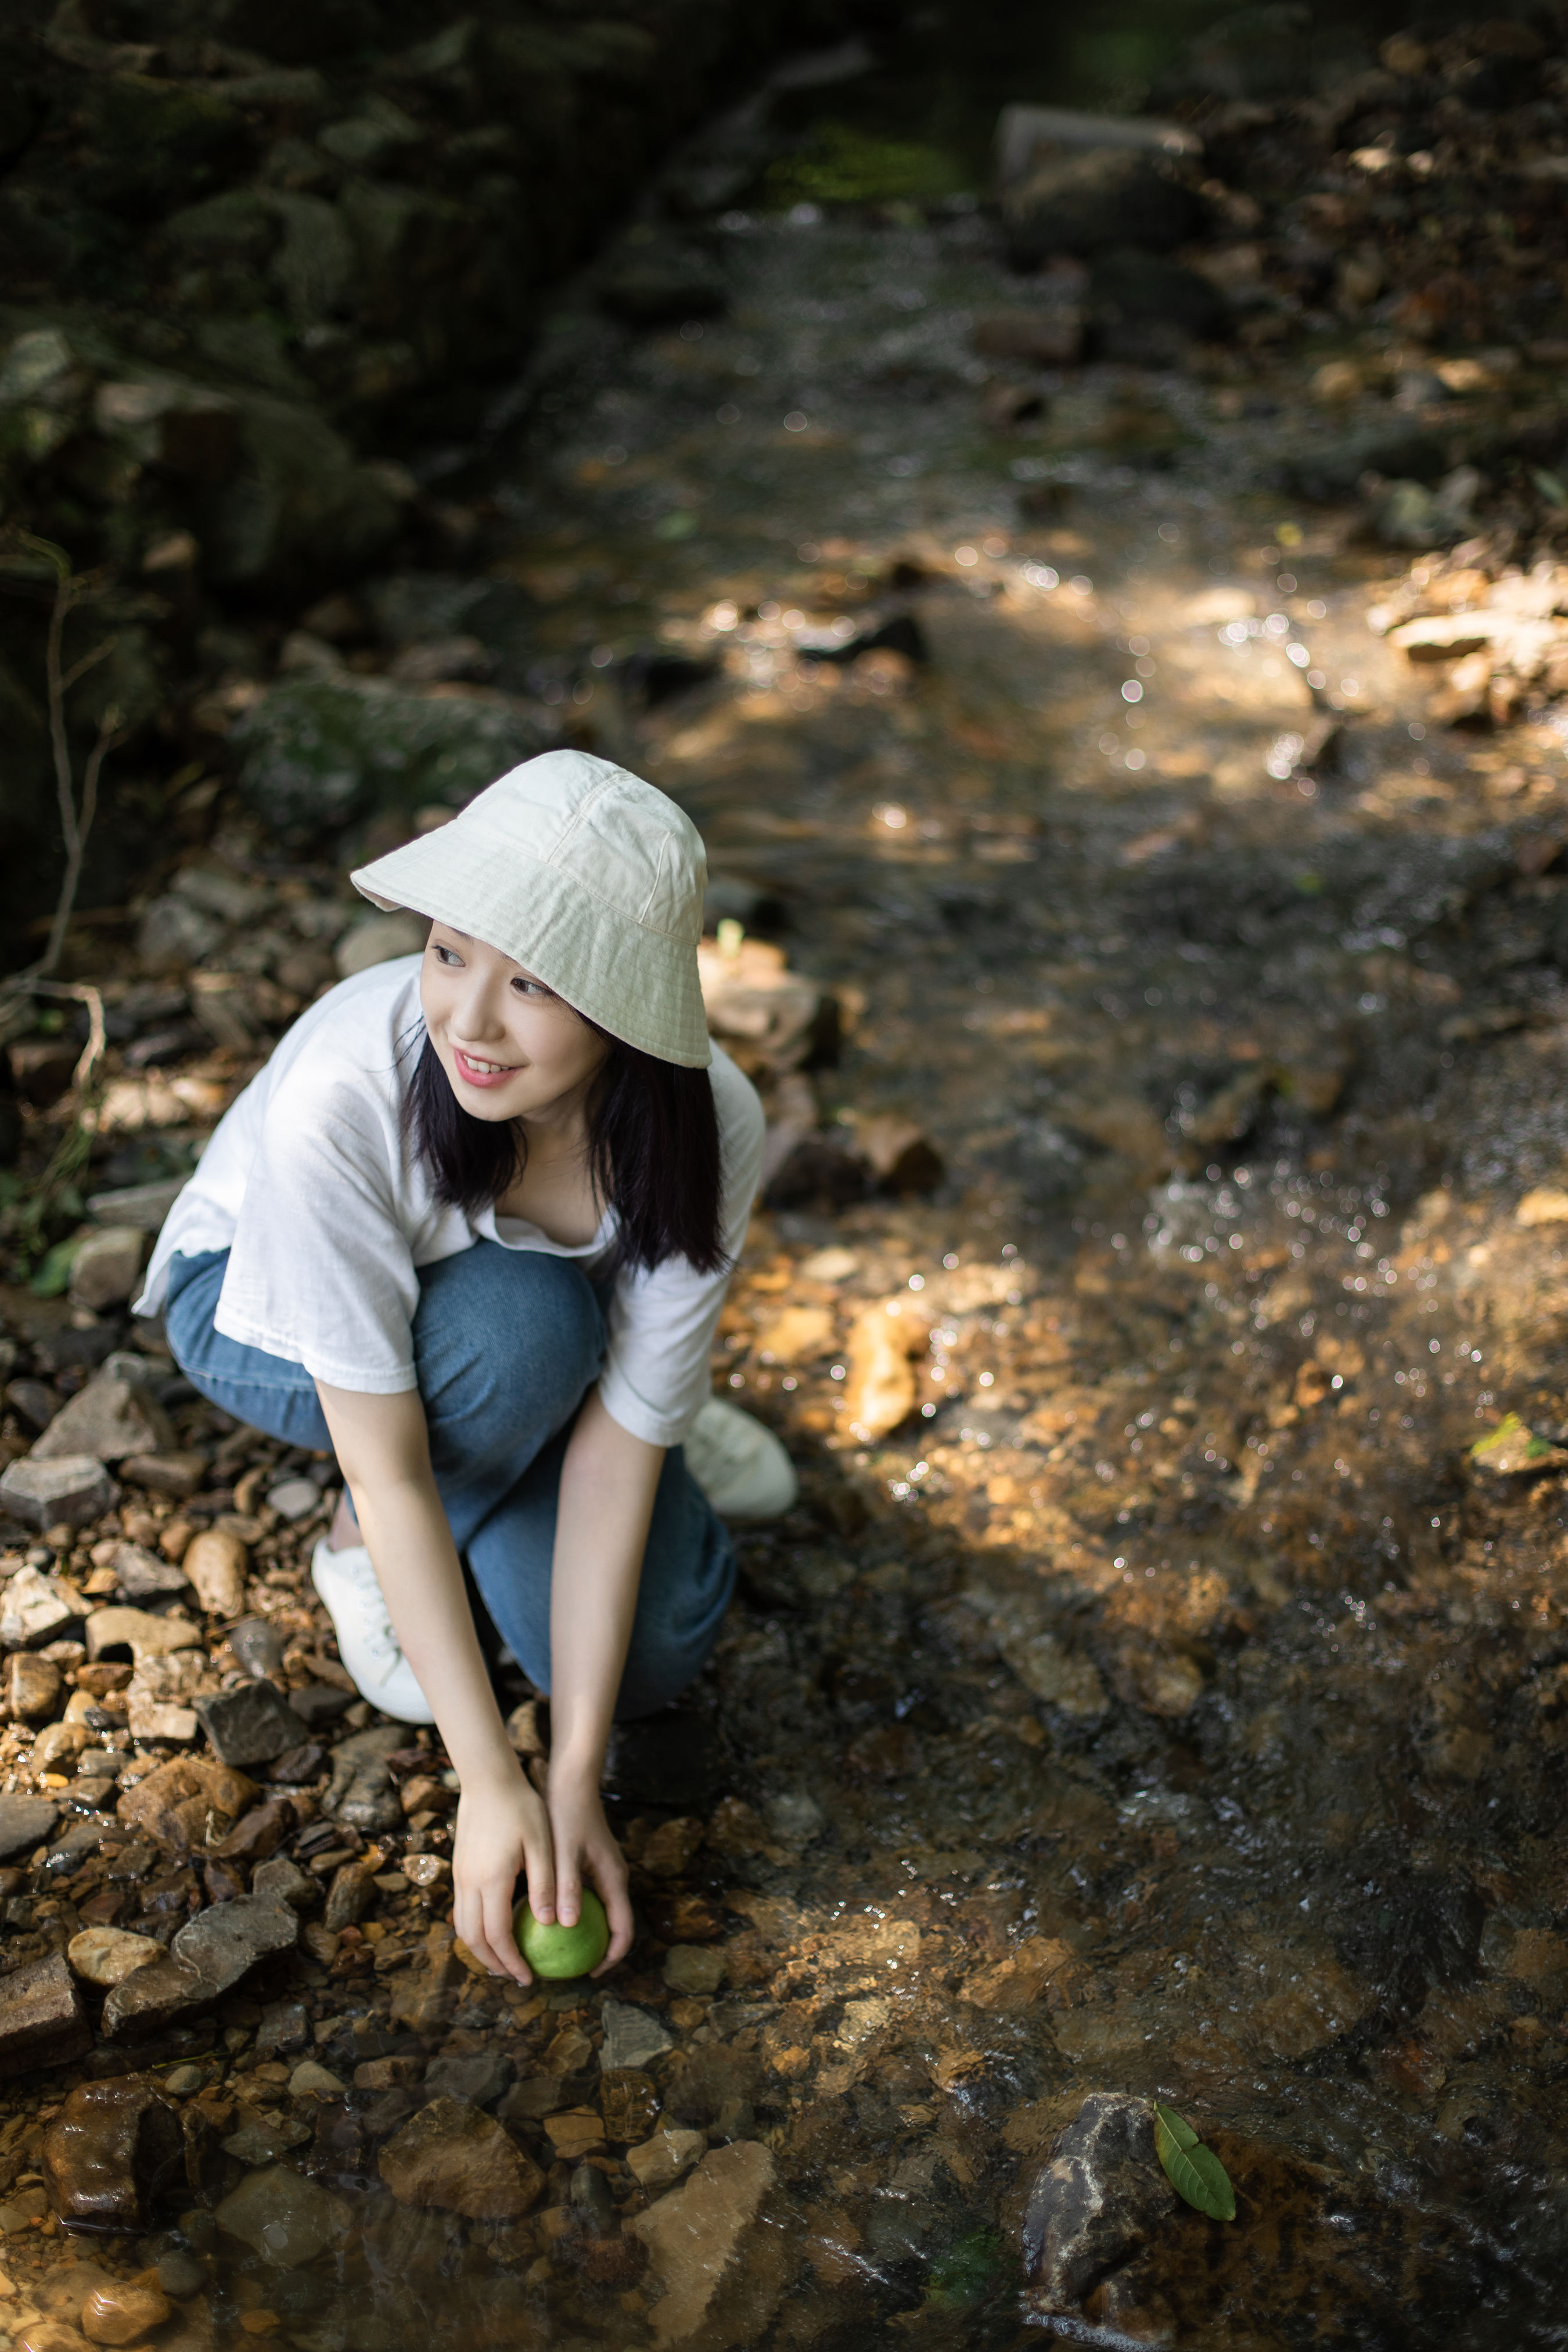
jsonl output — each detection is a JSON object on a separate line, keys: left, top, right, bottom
{"left": 232, "top": 674, "right": 552, "bottom": 838}
{"left": 200, "top": 390, "right": 402, "bottom": 587}
{"left": 1002, "top": 148, "right": 1202, "bottom": 265}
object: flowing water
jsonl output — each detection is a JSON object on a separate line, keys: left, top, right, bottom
{"left": 51, "top": 15, "right": 1568, "bottom": 2349}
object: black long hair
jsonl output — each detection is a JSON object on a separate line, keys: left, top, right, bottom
{"left": 400, "top": 1023, "right": 727, "bottom": 1277}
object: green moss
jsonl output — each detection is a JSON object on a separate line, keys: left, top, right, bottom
{"left": 764, "top": 122, "right": 965, "bottom": 211}
{"left": 233, "top": 676, "right": 551, "bottom": 839}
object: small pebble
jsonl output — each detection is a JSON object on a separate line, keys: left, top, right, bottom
{"left": 81, "top": 2282, "right": 171, "bottom": 2346}
{"left": 154, "top": 2253, "right": 206, "bottom": 2300}
{"left": 267, "top": 1478, "right": 321, "bottom": 1522}
{"left": 164, "top": 2064, "right": 204, "bottom": 2096}
{"left": 404, "top": 1854, "right": 449, "bottom": 1888}
{"left": 288, "top": 2060, "right": 344, "bottom": 2099}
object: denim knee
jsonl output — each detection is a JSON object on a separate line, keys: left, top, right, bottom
{"left": 414, "top": 1244, "right": 605, "bottom": 1462}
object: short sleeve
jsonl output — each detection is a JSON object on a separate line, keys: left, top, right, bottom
{"left": 212, "top": 1060, "right": 422, "bottom": 1393}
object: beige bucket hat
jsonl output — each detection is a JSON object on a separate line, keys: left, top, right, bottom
{"left": 351, "top": 749, "right": 711, "bottom": 1067}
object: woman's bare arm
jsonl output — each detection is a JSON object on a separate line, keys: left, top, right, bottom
{"left": 313, "top": 1381, "right": 548, "bottom": 1981}
{"left": 545, "top": 1388, "right": 665, "bottom": 1968}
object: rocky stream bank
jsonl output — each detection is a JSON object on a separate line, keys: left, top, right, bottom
{"left": 9, "top": 3, "right": 1568, "bottom": 2348}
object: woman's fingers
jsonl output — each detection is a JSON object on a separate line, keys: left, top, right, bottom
{"left": 524, "top": 1834, "right": 558, "bottom": 1930}
{"left": 588, "top": 1845, "right": 635, "bottom": 1975}
{"left": 480, "top": 1876, "right": 528, "bottom": 1984}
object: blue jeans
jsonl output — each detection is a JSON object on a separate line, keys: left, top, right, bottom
{"left": 163, "top": 1242, "right": 735, "bottom": 1718}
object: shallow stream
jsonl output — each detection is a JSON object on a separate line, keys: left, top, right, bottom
{"left": 21, "top": 12, "right": 1568, "bottom": 2349}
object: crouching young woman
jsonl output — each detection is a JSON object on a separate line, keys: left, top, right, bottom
{"left": 134, "top": 751, "right": 794, "bottom": 1983}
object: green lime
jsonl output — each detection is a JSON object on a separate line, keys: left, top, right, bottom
{"left": 513, "top": 1889, "right": 610, "bottom": 1979}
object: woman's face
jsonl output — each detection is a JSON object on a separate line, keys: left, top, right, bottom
{"left": 419, "top": 922, "right": 611, "bottom": 1126}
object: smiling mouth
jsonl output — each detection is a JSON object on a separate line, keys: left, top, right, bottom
{"left": 453, "top": 1047, "right": 519, "bottom": 1080}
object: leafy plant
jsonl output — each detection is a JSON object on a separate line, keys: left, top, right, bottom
{"left": 1154, "top": 2103, "right": 1236, "bottom": 2222}
{"left": 765, "top": 123, "right": 965, "bottom": 211}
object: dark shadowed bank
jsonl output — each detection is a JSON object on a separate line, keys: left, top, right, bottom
{"left": 0, "top": 0, "right": 874, "bottom": 943}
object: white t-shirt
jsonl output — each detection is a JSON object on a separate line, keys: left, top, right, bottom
{"left": 136, "top": 957, "right": 765, "bottom": 1449}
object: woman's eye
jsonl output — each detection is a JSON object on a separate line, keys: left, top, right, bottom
{"left": 513, "top": 978, "right": 551, "bottom": 998}
{"left": 434, "top": 945, "right": 461, "bottom": 965}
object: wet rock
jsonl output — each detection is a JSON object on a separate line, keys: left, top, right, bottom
{"left": 0, "top": 1952, "right": 92, "bottom": 2077}
{"left": 0, "top": 1567, "right": 83, "bottom": 1650}
{"left": 378, "top": 2096, "right": 545, "bottom": 2221}
{"left": 256, "top": 1999, "right": 310, "bottom": 2059}
{"left": 697, "top": 935, "right": 829, "bottom": 1078}
{"left": 0, "top": 1455, "right": 115, "bottom": 1531}
{"left": 323, "top": 1724, "right": 404, "bottom": 1832}
{"left": 626, "top": 2127, "right": 705, "bottom": 2192}
{"left": 232, "top": 676, "right": 550, "bottom": 841}
{"left": 41, "top": 2080, "right": 182, "bottom": 2234}
{"left": 195, "top": 1679, "right": 306, "bottom": 1768}
{"left": 1003, "top": 149, "right": 1202, "bottom": 266}
{"left": 209, "top": 1795, "right": 294, "bottom": 1865}
{"left": 764, "top": 1791, "right": 825, "bottom": 1845}
{"left": 5, "top": 1651, "right": 62, "bottom": 1722}
{"left": 182, "top": 1529, "right": 247, "bottom": 1617}
{"left": 223, "top": 2116, "right": 311, "bottom": 2164}
{"left": 229, "top": 1617, "right": 285, "bottom": 1679}
{"left": 67, "top": 1231, "right": 146, "bottom": 1315}
{"left": 1021, "top": 2092, "right": 1178, "bottom": 2322}
{"left": 117, "top": 1453, "right": 207, "bottom": 1501}
{"left": 544, "top": 2109, "right": 607, "bottom": 2162}
{"left": 88, "top": 1606, "right": 202, "bottom": 1666}
{"left": 841, "top": 1301, "right": 924, "bottom": 1442}
{"left": 663, "top": 1947, "right": 725, "bottom": 1997}
{"left": 80, "top": 2283, "right": 170, "bottom": 2346}
{"left": 102, "top": 1891, "right": 298, "bottom": 2037}
{"left": 422, "top": 2051, "right": 512, "bottom": 2106}
{"left": 335, "top": 911, "right": 429, "bottom": 978}
{"left": 271, "top": 1741, "right": 328, "bottom": 1784}
{"left": 107, "top": 1541, "right": 189, "bottom": 1601}
{"left": 627, "top": 2140, "right": 796, "bottom": 2349}
{"left": 601, "top": 1998, "right": 675, "bottom": 2073}
{"left": 253, "top": 1857, "right": 317, "bottom": 1912}
{"left": 66, "top": 1927, "right": 162, "bottom": 1988}
{"left": 267, "top": 1477, "right": 321, "bottom": 1522}
{"left": 34, "top": 1718, "right": 90, "bottom": 1771}
{"left": 322, "top": 1858, "right": 376, "bottom": 1934}
{"left": 116, "top": 1756, "right": 258, "bottom": 1854}
{"left": 601, "top": 2069, "right": 661, "bottom": 2145}
{"left": 214, "top": 2164, "right": 339, "bottom": 2267}
{"left": 0, "top": 1792, "right": 60, "bottom": 1859}
{"left": 153, "top": 2253, "right": 204, "bottom": 2300}
{"left": 971, "top": 1586, "right": 1109, "bottom": 1718}
{"left": 31, "top": 1364, "right": 174, "bottom": 1465}
{"left": 290, "top": 2059, "right": 345, "bottom": 2100}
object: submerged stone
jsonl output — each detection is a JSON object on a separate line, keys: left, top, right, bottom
{"left": 377, "top": 2096, "right": 544, "bottom": 2221}
{"left": 0, "top": 1953, "right": 92, "bottom": 2078}
{"left": 627, "top": 2141, "right": 796, "bottom": 2349}
{"left": 42, "top": 2080, "right": 182, "bottom": 2234}
{"left": 215, "top": 2164, "right": 340, "bottom": 2267}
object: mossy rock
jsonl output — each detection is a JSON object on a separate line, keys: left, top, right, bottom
{"left": 199, "top": 391, "right": 401, "bottom": 587}
{"left": 84, "top": 76, "right": 252, "bottom": 216}
{"left": 161, "top": 191, "right": 281, "bottom": 267}
{"left": 232, "top": 676, "right": 552, "bottom": 839}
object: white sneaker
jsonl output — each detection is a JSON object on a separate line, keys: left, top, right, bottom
{"left": 684, "top": 1398, "right": 799, "bottom": 1522}
{"left": 309, "top": 1539, "right": 434, "bottom": 1725}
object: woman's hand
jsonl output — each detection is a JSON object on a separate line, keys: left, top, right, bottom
{"left": 452, "top": 1768, "right": 556, "bottom": 1983}
{"left": 547, "top": 1762, "right": 634, "bottom": 1976}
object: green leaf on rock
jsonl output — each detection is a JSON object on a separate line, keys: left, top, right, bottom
{"left": 1154, "top": 2103, "right": 1236, "bottom": 2222}
{"left": 1470, "top": 1413, "right": 1559, "bottom": 1474}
